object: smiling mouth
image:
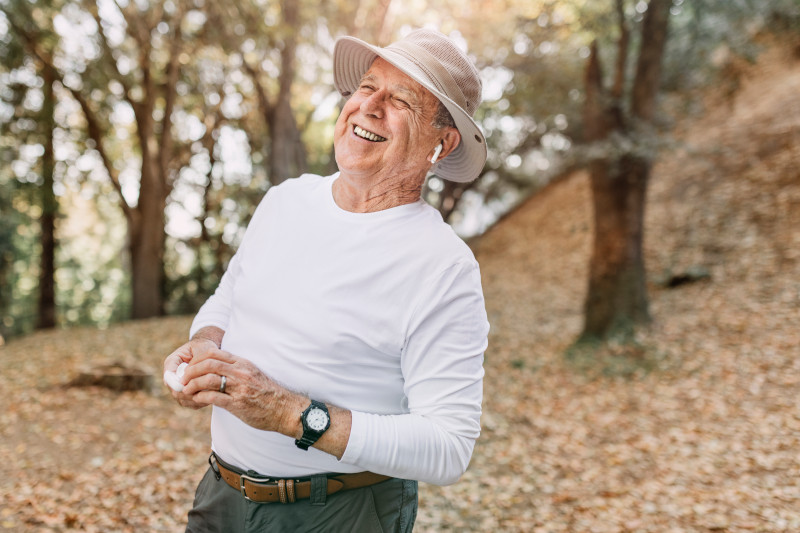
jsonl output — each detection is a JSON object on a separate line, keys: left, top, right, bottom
{"left": 353, "top": 125, "right": 387, "bottom": 142}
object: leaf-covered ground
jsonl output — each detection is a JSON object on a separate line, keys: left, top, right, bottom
{"left": 2, "top": 40, "right": 799, "bottom": 532}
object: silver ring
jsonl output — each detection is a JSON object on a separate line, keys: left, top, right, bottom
{"left": 219, "top": 375, "right": 227, "bottom": 394}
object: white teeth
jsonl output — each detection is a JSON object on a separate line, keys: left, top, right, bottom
{"left": 354, "top": 125, "right": 387, "bottom": 142}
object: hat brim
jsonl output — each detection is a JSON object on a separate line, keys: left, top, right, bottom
{"left": 333, "top": 36, "right": 487, "bottom": 184}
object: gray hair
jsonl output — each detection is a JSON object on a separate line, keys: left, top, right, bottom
{"left": 432, "top": 101, "right": 456, "bottom": 130}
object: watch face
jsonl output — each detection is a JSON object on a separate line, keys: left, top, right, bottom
{"left": 306, "top": 407, "right": 329, "bottom": 431}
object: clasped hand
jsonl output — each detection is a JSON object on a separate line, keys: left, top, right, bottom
{"left": 163, "top": 339, "right": 299, "bottom": 436}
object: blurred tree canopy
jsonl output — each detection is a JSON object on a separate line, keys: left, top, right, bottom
{"left": 0, "top": 0, "right": 798, "bottom": 339}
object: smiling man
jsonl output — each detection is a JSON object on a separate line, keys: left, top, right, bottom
{"left": 164, "top": 29, "right": 489, "bottom": 532}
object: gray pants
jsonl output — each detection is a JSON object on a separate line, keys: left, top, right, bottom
{"left": 186, "top": 466, "right": 418, "bottom": 532}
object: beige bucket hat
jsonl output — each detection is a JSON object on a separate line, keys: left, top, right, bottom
{"left": 333, "top": 29, "right": 487, "bottom": 183}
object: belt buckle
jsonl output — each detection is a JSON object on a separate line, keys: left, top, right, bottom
{"left": 239, "top": 473, "right": 271, "bottom": 502}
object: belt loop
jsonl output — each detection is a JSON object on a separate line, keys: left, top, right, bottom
{"left": 208, "top": 453, "right": 221, "bottom": 481}
{"left": 278, "top": 479, "right": 287, "bottom": 504}
{"left": 287, "top": 479, "right": 296, "bottom": 503}
{"left": 310, "top": 474, "right": 328, "bottom": 506}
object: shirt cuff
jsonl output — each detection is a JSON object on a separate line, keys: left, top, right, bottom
{"left": 338, "top": 409, "right": 367, "bottom": 467}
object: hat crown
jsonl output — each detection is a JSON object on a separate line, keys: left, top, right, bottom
{"left": 386, "top": 29, "right": 482, "bottom": 117}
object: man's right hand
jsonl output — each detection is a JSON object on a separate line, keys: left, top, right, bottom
{"left": 163, "top": 326, "right": 225, "bottom": 409}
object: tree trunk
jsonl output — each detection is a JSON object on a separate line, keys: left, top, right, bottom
{"left": 123, "top": 4, "right": 184, "bottom": 320}
{"left": 582, "top": 154, "right": 651, "bottom": 339}
{"left": 267, "top": 0, "right": 307, "bottom": 185}
{"left": 130, "top": 128, "right": 167, "bottom": 319}
{"left": 129, "top": 202, "right": 166, "bottom": 319}
{"left": 580, "top": 0, "right": 671, "bottom": 341}
{"left": 269, "top": 100, "right": 307, "bottom": 185}
{"left": 36, "top": 66, "right": 57, "bottom": 329}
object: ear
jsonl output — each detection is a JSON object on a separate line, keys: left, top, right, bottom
{"left": 430, "top": 127, "right": 461, "bottom": 164}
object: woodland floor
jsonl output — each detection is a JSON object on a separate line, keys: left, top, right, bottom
{"left": 1, "top": 40, "right": 799, "bottom": 532}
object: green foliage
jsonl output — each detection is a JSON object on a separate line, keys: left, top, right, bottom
{"left": 0, "top": 179, "right": 43, "bottom": 338}
{"left": 0, "top": 1, "right": 52, "bottom": 337}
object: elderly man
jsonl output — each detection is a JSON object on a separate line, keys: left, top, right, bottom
{"left": 164, "top": 28, "right": 489, "bottom": 532}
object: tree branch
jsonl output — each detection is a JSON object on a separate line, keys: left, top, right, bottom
{"left": 241, "top": 56, "right": 275, "bottom": 122}
{"left": 158, "top": 2, "right": 188, "bottom": 194}
{"left": 631, "top": 0, "right": 672, "bottom": 121}
{"left": 114, "top": 0, "right": 152, "bottom": 115}
{"left": 83, "top": 0, "right": 136, "bottom": 106}
{"left": 612, "top": 0, "right": 630, "bottom": 100}
{"left": 583, "top": 40, "right": 607, "bottom": 143}
{"left": 67, "top": 86, "right": 134, "bottom": 219}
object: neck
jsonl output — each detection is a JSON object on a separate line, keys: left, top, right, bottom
{"left": 333, "top": 170, "right": 425, "bottom": 213}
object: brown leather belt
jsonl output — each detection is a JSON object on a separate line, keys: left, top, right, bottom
{"left": 210, "top": 453, "right": 391, "bottom": 504}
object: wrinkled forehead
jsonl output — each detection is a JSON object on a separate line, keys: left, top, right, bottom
{"left": 363, "top": 57, "right": 442, "bottom": 109}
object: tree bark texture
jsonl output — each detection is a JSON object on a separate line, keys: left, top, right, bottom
{"left": 580, "top": 0, "right": 672, "bottom": 341}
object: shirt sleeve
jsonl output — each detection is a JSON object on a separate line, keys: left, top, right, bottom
{"left": 189, "top": 251, "right": 240, "bottom": 338}
{"left": 339, "top": 259, "right": 489, "bottom": 485}
{"left": 189, "top": 191, "right": 272, "bottom": 339}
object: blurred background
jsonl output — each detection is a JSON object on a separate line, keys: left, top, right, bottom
{"left": 2, "top": 0, "right": 797, "bottom": 340}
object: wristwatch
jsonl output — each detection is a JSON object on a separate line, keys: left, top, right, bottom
{"left": 295, "top": 400, "right": 330, "bottom": 450}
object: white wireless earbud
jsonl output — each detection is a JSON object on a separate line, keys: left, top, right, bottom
{"left": 430, "top": 143, "right": 443, "bottom": 164}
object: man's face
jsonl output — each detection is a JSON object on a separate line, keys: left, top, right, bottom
{"left": 333, "top": 58, "right": 445, "bottom": 182}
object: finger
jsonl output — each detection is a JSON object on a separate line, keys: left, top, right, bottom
{"left": 193, "top": 389, "right": 232, "bottom": 410}
{"left": 183, "top": 354, "right": 238, "bottom": 384}
{"left": 164, "top": 356, "right": 179, "bottom": 374}
{"left": 174, "top": 384, "right": 214, "bottom": 407}
{"left": 177, "top": 395, "right": 212, "bottom": 409}
{"left": 182, "top": 371, "right": 227, "bottom": 396}
{"left": 188, "top": 344, "right": 237, "bottom": 367}
{"left": 164, "top": 350, "right": 188, "bottom": 373}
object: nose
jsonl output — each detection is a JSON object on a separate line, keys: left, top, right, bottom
{"left": 360, "top": 90, "right": 385, "bottom": 118}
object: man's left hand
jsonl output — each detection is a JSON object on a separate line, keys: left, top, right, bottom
{"left": 180, "top": 348, "right": 304, "bottom": 438}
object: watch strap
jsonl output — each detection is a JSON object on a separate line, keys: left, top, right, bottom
{"left": 295, "top": 433, "right": 317, "bottom": 451}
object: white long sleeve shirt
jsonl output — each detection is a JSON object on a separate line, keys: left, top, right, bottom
{"left": 190, "top": 173, "right": 489, "bottom": 485}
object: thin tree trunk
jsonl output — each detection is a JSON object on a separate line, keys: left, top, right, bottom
{"left": 36, "top": 66, "right": 57, "bottom": 329}
{"left": 267, "top": 0, "right": 307, "bottom": 185}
